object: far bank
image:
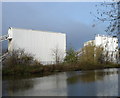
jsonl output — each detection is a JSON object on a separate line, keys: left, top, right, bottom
{"left": 2, "top": 62, "right": 120, "bottom": 79}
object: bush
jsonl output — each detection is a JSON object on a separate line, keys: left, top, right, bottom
{"left": 64, "top": 47, "right": 78, "bottom": 64}
{"left": 3, "top": 49, "right": 42, "bottom": 68}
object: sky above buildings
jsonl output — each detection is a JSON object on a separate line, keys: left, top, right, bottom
{"left": 2, "top": 2, "right": 108, "bottom": 50}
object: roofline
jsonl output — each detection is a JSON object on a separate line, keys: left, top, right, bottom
{"left": 96, "top": 34, "right": 117, "bottom": 38}
{"left": 9, "top": 27, "right": 66, "bottom": 35}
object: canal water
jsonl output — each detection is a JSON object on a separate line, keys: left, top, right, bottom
{"left": 2, "top": 68, "right": 120, "bottom": 96}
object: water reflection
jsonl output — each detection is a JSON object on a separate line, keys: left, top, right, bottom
{"left": 3, "top": 73, "right": 68, "bottom": 96}
{"left": 67, "top": 68, "right": 119, "bottom": 96}
{"left": 3, "top": 79, "right": 34, "bottom": 96}
{"left": 2, "top": 68, "right": 120, "bottom": 96}
{"left": 67, "top": 69, "right": 119, "bottom": 83}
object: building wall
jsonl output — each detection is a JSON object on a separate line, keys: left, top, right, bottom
{"left": 8, "top": 27, "right": 66, "bottom": 65}
{"left": 84, "top": 34, "right": 119, "bottom": 63}
{"left": 84, "top": 40, "right": 94, "bottom": 46}
{"left": 95, "top": 34, "right": 119, "bottom": 63}
{"left": 95, "top": 34, "right": 118, "bottom": 52}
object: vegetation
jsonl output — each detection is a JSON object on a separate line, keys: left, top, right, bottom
{"left": 2, "top": 48, "right": 120, "bottom": 77}
{"left": 3, "top": 49, "right": 39, "bottom": 67}
{"left": 79, "top": 43, "right": 104, "bottom": 64}
{"left": 51, "top": 45, "right": 64, "bottom": 64}
{"left": 64, "top": 47, "right": 78, "bottom": 64}
{"left": 92, "top": 1, "right": 120, "bottom": 37}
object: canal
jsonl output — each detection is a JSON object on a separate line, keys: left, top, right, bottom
{"left": 2, "top": 68, "right": 120, "bottom": 96}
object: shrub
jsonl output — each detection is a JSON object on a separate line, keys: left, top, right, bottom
{"left": 3, "top": 49, "right": 41, "bottom": 68}
{"left": 64, "top": 47, "right": 78, "bottom": 64}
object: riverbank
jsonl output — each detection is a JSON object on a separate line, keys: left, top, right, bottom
{"left": 3, "top": 68, "right": 119, "bottom": 96}
{"left": 2, "top": 63, "right": 120, "bottom": 78}
{"left": 2, "top": 48, "right": 120, "bottom": 79}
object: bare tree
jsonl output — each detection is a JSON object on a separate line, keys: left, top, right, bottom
{"left": 51, "top": 45, "right": 64, "bottom": 64}
{"left": 91, "top": 1, "right": 120, "bottom": 38}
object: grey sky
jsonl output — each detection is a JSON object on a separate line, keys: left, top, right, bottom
{"left": 2, "top": 2, "right": 108, "bottom": 50}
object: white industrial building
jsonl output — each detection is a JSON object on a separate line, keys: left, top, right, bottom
{"left": 7, "top": 27, "right": 66, "bottom": 65}
{"left": 84, "top": 34, "right": 119, "bottom": 63}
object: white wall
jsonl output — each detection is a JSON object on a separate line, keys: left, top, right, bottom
{"left": 83, "top": 34, "right": 119, "bottom": 63}
{"left": 84, "top": 40, "right": 94, "bottom": 46}
{"left": 95, "top": 35, "right": 118, "bottom": 52}
{"left": 95, "top": 34, "right": 119, "bottom": 63}
{"left": 8, "top": 27, "right": 66, "bottom": 65}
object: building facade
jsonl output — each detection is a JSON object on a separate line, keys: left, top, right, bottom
{"left": 7, "top": 27, "right": 66, "bottom": 65}
{"left": 84, "top": 34, "right": 119, "bottom": 63}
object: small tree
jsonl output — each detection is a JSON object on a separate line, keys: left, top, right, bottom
{"left": 3, "top": 49, "right": 35, "bottom": 67}
{"left": 51, "top": 46, "right": 64, "bottom": 64}
{"left": 64, "top": 47, "right": 78, "bottom": 64}
{"left": 94, "top": 46, "right": 104, "bottom": 64}
{"left": 79, "top": 43, "right": 104, "bottom": 64}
